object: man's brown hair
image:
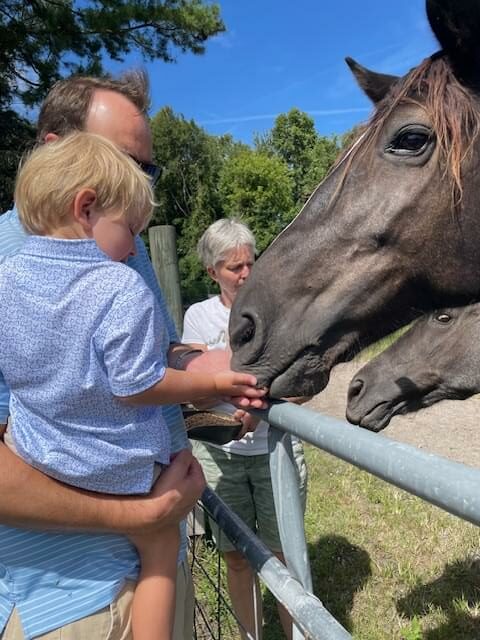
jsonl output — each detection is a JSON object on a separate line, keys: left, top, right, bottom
{"left": 37, "top": 70, "right": 150, "bottom": 142}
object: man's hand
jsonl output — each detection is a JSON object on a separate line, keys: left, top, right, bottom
{"left": 185, "top": 349, "right": 231, "bottom": 374}
{"left": 123, "top": 449, "right": 205, "bottom": 535}
{"left": 184, "top": 350, "right": 230, "bottom": 409}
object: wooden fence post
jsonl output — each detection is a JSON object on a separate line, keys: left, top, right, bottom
{"left": 148, "top": 225, "right": 183, "bottom": 337}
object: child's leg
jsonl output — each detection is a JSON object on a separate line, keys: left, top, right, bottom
{"left": 129, "top": 524, "right": 180, "bottom": 640}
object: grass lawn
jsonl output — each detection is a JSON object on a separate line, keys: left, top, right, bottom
{"left": 192, "top": 444, "right": 480, "bottom": 640}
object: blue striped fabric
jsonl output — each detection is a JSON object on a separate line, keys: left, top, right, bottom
{"left": 0, "top": 210, "right": 26, "bottom": 423}
{"left": 0, "top": 208, "right": 189, "bottom": 638}
{"left": 0, "top": 527, "right": 138, "bottom": 639}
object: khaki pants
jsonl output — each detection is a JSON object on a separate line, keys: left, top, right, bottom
{"left": 0, "top": 560, "right": 194, "bottom": 640}
{"left": 192, "top": 438, "right": 308, "bottom": 552}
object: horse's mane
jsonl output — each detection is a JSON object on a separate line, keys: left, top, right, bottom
{"left": 331, "top": 56, "right": 480, "bottom": 207}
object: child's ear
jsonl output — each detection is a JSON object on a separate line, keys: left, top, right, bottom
{"left": 44, "top": 132, "right": 59, "bottom": 144}
{"left": 73, "top": 189, "right": 97, "bottom": 233}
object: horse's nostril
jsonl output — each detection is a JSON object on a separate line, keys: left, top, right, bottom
{"left": 231, "top": 314, "right": 256, "bottom": 348}
{"left": 230, "top": 311, "right": 265, "bottom": 367}
{"left": 348, "top": 378, "right": 364, "bottom": 403}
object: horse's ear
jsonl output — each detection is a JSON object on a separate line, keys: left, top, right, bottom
{"left": 426, "top": 0, "right": 480, "bottom": 86}
{"left": 345, "top": 57, "right": 399, "bottom": 104}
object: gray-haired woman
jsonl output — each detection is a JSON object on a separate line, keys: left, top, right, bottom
{"left": 182, "top": 218, "right": 307, "bottom": 640}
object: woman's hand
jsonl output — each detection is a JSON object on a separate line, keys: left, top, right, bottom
{"left": 232, "top": 409, "right": 261, "bottom": 438}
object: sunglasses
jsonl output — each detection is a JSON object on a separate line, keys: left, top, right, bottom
{"left": 129, "top": 155, "right": 162, "bottom": 187}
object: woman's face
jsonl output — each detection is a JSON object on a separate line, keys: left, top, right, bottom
{"left": 208, "top": 244, "right": 255, "bottom": 308}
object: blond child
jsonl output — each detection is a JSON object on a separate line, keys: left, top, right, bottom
{"left": 0, "top": 132, "right": 265, "bottom": 640}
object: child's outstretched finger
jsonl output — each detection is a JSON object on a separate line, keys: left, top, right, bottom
{"left": 233, "top": 373, "right": 259, "bottom": 387}
{"left": 251, "top": 398, "right": 268, "bottom": 408}
{"left": 235, "top": 384, "right": 266, "bottom": 398}
{"left": 229, "top": 396, "right": 269, "bottom": 410}
{"left": 246, "top": 397, "right": 269, "bottom": 409}
{"left": 230, "top": 396, "right": 250, "bottom": 408}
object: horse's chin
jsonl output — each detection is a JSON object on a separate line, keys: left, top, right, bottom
{"left": 347, "top": 391, "right": 447, "bottom": 431}
{"left": 266, "top": 340, "right": 354, "bottom": 399}
{"left": 269, "top": 362, "right": 331, "bottom": 399}
{"left": 347, "top": 399, "right": 409, "bottom": 432}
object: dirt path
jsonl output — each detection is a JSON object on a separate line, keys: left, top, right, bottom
{"left": 306, "top": 362, "right": 480, "bottom": 468}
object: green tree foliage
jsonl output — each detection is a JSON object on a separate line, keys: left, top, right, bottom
{"left": 151, "top": 107, "right": 243, "bottom": 302}
{"left": 256, "top": 108, "right": 339, "bottom": 207}
{"left": 218, "top": 148, "right": 294, "bottom": 252}
{"left": 0, "top": 0, "right": 224, "bottom": 213}
{"left": 149, "top": 106, "right": 340, "bottom": 303}
{"left": 0, "top": 111, "right": 35, "bottom": 211}
{"left": 302, "top": 135, "right": 340, "bottom": 199}
{"left": 0, "top": 1, "right": 225, "bottom": 109}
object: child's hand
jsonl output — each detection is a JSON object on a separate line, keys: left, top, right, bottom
{"left": 213, "top": 371, "right": 268, "bottom": 409}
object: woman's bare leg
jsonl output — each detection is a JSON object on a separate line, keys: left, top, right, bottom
{"left": 225, "top": 550, "right": 293, "bottom": 640}
{"left": 225, "top": 550, "right": 262, "bottom": 640}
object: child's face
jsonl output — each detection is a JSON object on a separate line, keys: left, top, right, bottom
{"left": 90, "top": 209, "right": 137, "bottom": 262}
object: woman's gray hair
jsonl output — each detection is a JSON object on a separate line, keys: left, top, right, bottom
{"left": 197, "top": 218, "right": 256, "bottom": 268}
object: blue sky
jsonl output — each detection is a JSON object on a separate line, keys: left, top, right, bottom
{"left": 111, "top": 0, "right": 439, "bottom": 145}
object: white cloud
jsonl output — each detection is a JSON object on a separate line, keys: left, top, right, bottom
{"left": 199, "top": 107, "right": 370, "bottom": 126}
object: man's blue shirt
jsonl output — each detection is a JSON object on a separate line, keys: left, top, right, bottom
{"left": 0, "top": 208, "right": 189, "bottom": 638}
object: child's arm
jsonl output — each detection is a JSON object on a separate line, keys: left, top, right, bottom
{"left": 120, "top": 368, "right": 266, "bottom": 408}
{"left": 103, "top": 288, "right": 266, "bottom": 408}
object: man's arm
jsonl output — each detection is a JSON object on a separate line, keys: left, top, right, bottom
{"left": 0, "top": 444, "right": 204, "bottom": 533}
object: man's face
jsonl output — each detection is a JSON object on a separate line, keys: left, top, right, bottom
{"left": 85, "top": 89, "right": 153, "bottom": 164}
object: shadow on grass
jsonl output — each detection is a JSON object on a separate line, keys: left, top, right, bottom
{"left": 263, "top": 535, "right": 371, "bottom": 639}
{"left": 397, "top": 556, "right": 480, "bottom": 639}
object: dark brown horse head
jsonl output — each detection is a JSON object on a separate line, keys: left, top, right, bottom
{"left": 346, "top": 302, "right": 480, "bottom": 431}
{"left": 230, "top": 0, "right": 480, "bottom": 399}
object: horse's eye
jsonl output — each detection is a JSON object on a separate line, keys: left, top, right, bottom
{"left": 435, "top": 313, "right": 452, "bottom": 324}
{"left": 386, "top": 127, "right": 432, "bottom": 156}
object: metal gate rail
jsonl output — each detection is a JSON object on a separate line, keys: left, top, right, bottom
{"left": 201, "top": 487, "right": 351, "bottom": 640}
{"left": 262, "top": 401, "right": 480, "bottom": 526}
{"left": 200, "top": 401, "right": 480, "bottom": 639}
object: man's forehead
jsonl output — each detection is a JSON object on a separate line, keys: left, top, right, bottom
{"left": 86, "top": 89, "right": 152, "bottom": 162}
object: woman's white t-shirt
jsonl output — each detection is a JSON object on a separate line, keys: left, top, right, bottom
{"left": 182, "top": 295, "right": 269, "bottom": 455}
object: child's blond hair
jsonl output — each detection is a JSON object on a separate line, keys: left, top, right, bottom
{"left": 15, "top": 132, "right": 156, "bottom": 235}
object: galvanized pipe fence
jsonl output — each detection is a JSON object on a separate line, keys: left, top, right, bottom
{"left": 199, "top": 400, "right": 480, "bottom": 640}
